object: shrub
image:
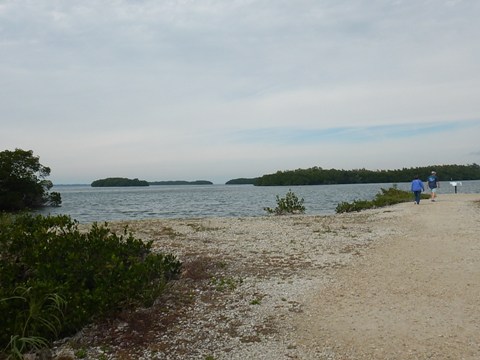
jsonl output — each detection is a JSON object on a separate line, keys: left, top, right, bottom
{"left": 335, "top": 185, "right": 425, "bottom": 213}
{"left": 0, "top": 213, "right": 181, "bottom": 357}
{"left": 264, "top": 189, "right": 305, "bottom": 215}
{"left": 335, "top": 199, "right": 373, "bottom": 213}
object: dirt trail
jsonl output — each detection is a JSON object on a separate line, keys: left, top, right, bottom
{"left": 295, "top": 194, "right": 480, "bottom": 359}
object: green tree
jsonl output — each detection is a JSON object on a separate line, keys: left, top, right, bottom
{"left": 0, "top": 149, "right": 61, "bottom": 211}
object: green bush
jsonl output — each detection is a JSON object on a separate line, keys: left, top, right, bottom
{"left": 335, "top": 185, "right": 426, "bottom": 213}
{"left": 264, "top": 189, "right": 305, "bottom": 215}
{"left": 0, "top": 214, "right": 181, "bottom": 357}
{"left": 335, "top": 199, "right": 373, "bottom": 213}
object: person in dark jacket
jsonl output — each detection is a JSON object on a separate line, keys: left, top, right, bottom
{"left": 427, "top": 171, "right": 440, "bottom": 202}
{"left": 411, "top": 175, "right": 425, "bottom": 205}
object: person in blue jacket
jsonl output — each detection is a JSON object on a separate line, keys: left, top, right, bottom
{"left": 411, "top": 175, "right": 425, "bottom": 204}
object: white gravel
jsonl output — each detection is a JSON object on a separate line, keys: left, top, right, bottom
{"left": 53, "top": 195, "right": 480, "bottom": 359}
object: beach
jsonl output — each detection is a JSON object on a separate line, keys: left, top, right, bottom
{"left": 54, "top": 193, "right": 480, "bottom": 359}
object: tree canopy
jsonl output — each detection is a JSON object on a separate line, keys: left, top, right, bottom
{"left": 253, "top": 164, "right": 480, "bottom": 186}
{"left": 0, "top": 149, "right": 61, "bottom": 211}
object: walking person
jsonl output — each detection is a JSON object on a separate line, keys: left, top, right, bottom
{"left": 411, "top": 175, "right": 424, "bottom": 204}
{"left": 427, "top": 171, "right": 440, "bottom": 202}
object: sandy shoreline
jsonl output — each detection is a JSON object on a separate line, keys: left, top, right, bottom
{"left": 54, "top": 194, "right": 480, "bottom": 359}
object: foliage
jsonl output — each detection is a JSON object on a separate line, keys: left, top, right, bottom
{"left": 0, "top": 213, "right": 182, "bottom": 357}
{"left": 264, "top": 190, "right": 305, "bottom": 215}
{"left": 46, "top": 191, "right": 62, "bottom": 207}
{"left": 1, "top": 286, "right": 66, "bottom": 360}
{"left": 254, "top": 164, "right": 480, "bottom": 186}
{"left": 335, "top": 186, "right": 428, "bottom": 213}
{"left": 0, "top": 149, "right": 62, "bottom": 211}
{"left": 91, "top": 177, "right": 150, "bottom": 187}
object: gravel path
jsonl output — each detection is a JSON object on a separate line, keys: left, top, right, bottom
{"left": 53, "top": 194, "right": 480, "bottom": 359}
{"left": 295, "top": 194, "right": 480, "bottom": 359}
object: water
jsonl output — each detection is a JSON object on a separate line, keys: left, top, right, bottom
{"left": 36, "top": 180, "right": 480, "bottom": 223}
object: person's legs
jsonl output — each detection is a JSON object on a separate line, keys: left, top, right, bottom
{"left": 431, "top": 188, "right": 437, "bottom": 201}
{"left": 414, "top": 191, "right": 421, "bottom": 204}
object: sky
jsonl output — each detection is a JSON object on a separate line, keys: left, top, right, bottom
{"left": 1, "top": 0, "right": 480, "bottom": 184}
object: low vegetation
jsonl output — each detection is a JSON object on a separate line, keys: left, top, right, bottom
{"left": 335, "top": 185, "right": 428, "bottom": 213}
{"left": 0, "top": 213, "right": 181, "bottom": 359}
{"left": 264, "top": 190, "right": 306, "bottom": 215}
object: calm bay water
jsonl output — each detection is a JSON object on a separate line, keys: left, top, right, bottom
{"left": 36, "top": 180, "right": 480, "bottom": 223}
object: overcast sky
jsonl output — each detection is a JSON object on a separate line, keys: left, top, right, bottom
{"left": 1, "top": 0, "right": 479, "bottom": 184}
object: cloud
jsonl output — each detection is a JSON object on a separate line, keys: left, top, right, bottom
{"left": 229, "top": 119, "right": 480, "bottom": 145}
{"left": 1, "top": 1, "right": 480, "bottom": 183}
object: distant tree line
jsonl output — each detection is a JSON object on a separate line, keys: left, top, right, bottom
{"left": 225, "top": 178, "right": 258, "bottom": 185}
{"left": 91, "top": 177, "right": 150, "bottom": 187}
{"left": 150, "top": 180, "right": 213, "bottom": 185}
{"left": 91, "top": 178, "right": 214, "bottom": 187}
{"left": 246, "top": 164, "right": 480, "bottom": 186}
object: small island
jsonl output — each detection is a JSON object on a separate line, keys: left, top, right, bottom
{"left": 91, "top": 178, "right": 213, "bottom": 187}
{"left": 91, "top": 178, "right": 150, "bottom": 187}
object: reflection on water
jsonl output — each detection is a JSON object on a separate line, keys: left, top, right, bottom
{"left": 36, "top": 181, "right": 480, "bottom": 223}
